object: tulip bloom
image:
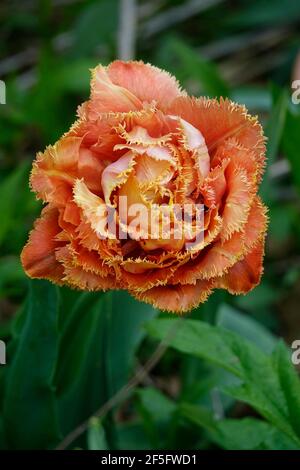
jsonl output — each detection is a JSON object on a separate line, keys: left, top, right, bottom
{"left": 21, "top": 61, "right": 267, "bottom": 313}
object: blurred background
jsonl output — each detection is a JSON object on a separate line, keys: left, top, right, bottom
{"left": 1, "top": 0, "right": 300, "bottom": 451}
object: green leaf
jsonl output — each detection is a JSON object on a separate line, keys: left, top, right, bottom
{"left": 147, "top": 318, "right": 245, "bottom": 378}
{"left": 147, "top": 318, "right": 300, "bottom": 446}
{"left": 216, "top": 303, "right": 277, "bottom": 354}
{"left": 0, "top": 162, "right": 30, "bottom": 246}
{"left": 56, "top": 291, "right": 157, "bottom": 440}
{"left": 3, "top": 280, "right": 60, "bottom": 449}
{"left": 181, "top": 404, "right": 298, "bottom": 450}
{"left": 88, "top": 418, "right": 108, "bottom": 451}
{"left": 180, "top": 403, "right": 216, "bottom": 434}
{"left": 273, "top": 341, "right": 300, "bottom": 438}
{"left": 54, "top": 292, "right": 106, "bottom": 396}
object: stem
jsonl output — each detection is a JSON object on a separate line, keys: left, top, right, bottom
{"left": 118, "top": 0, "right": 137, "bottom": 61}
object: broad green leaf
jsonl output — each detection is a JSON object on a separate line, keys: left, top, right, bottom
{"left": 180, "top": 403, "right": 216, "bottom": 434}
{"left": 56, "top": 291, "right": 157, "bottom": 439}
{"left": 273, "top": 341, "right": 300, "bottom": 438}
{"left": 0, "top": 162, "right": 30, "bottom": 246}
{"left": 147, "top": 318, "right": 300, "bottom": 446}
{"left": 147, "top": 318, "right": 245, "bottom": 378}
{"left": 3, "top": 280, "right": 60, "bottom": 449}
{"left": 181, "top": 403, "right": 298, "bottom": 450}
{"left": 54, "top": 292, "right": 105, "bottom": 396}
{"left": 216, "top": 303, "right": 276, "bottom": 354}
{"left": 88, "top": 418, "right": 108, "bottom": 451}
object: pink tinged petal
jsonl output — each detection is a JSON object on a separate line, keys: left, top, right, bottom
{"left": 30, "top": 136, "right": 82, "bottom": 204}
{"left": 117, "top": 125, "right": 172, "bottom": 146}
{"left": 73, "top": 179, "right": 114, "bottom": 239}
{"left": 220, "top": 164, "right": 252, "bottom": 242}
{"left": 78, "top": 148, "right": 105, "bottom": 192}
{"left": 134, "top": 155, "right": 173, "bottom": 185}
{"left": 200, "top": 160, "right": 228, "bottom": 208}
{"left": 101, "top": 152, "right": 136, "bottom": 205}
{"left": 107, "top": 60, "right": 185, "bottom": 109}
{"left": 89, "top": 65, "right": 142, "bottom": 115}
{"left": 175, "top": 117, "right": 210, "bottom": 180}
{"left": 114, "top": 142, "right": 175, "bottom": 163}
{"left": 167, "top": 96, "right": 266, "bottom": 182}
{"left": 21, "top": 206, "right": 65, "bottom": 282}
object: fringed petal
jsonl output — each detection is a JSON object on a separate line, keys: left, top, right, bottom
{"left": 215, "top": 237, "right": 265, "bottom": 294}
{"left": 108, "top": 60, "right": 186, "bottom": 109}
{"left": 21, "top": 206, "right": 65, "bottom": 282}
{"left": 132, "top": 279, "right": 213, "bottom": 313}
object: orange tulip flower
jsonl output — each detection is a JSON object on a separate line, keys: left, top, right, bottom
{"left": 21, "top": 61, "right": 268, "bottom": 313}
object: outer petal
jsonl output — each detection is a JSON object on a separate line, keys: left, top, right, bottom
{"left": 200, "top": 159, "right": 228, "bottom": 207}
{"left": 132, "top": 279, "right": 213, "bottom": 313}
{"left": 30, "top": 136, "right": 82, "bottom": 205}
{"left": 88, "top": 64, "right": 142, "bottom": 116}
{"left": 56, "top": 246, "right": 117, "bottom": 291}
{"left": 107, "top": 60, "right": 186, "bottom": 109}
{"left": 21, "top": 206, "right": 65, "bottom": 282}
{"left": 215, "top": 238, "right": 265, "bottom": 294}
{"left": 220, "top": 164, "right": 252, "bottom": 242}
{"left": 171, "top": 196, "right": 267, "bottom": 285}
{"left": 168, "top": 96, "right": 266, "bottom": 181}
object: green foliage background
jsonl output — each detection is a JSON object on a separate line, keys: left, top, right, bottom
{"left": 1, "top": 0, "right": 300, "bottom": 450}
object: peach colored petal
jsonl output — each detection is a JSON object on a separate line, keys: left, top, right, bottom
{"left": 211, "top": 138, "right": 258, "bottom": 186}
{"left": 215, "top": 238, "right": 265, "bottom": 294}
{"left": 220, "top": 164, "right": 252, "bottom": 242}
{"left": 62, "top": 199, "right": 81, "bottom": 226}
{"left": 176, "top": 117, "right": 210, "bottom": 180}
{"left": 89, "top": 64, "right": 142, "bottom": 116}
{"left": 73, "top": 179, "right": 114, "bottom": 239}
{"left": 108, "top": 60, "right": 185, "bottom": 109}
{"left": 56, "top": 246, "right": 117, "bottom": 291}
{"left": 78, "top": 148, "right": 105, "bottom": 192}
{"left": 168, "top": 96, "right": 266, "bottom": 181}
{"left": 132, "top": 279, "right": 213, "bottom": 313}
{"left": 242, "top": 196, "right": 268, "bottom": 253}
{"left": 30, "top": 136, "right": 82, "bottom": 204}
{"left": 21, "top": 206, "right": 65, "bottom": 282}
{"left": 101, "top": 151, "right": 136, "bottom": 205}
{"left": 134, "top": 154, "right": 173, "bottom": 186}
{"left": 200, "top": 159, "right": 228, "bottom": 208}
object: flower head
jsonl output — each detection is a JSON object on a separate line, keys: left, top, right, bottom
{"left": 21, "top": 60, "right": 267, "bottom": 313}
